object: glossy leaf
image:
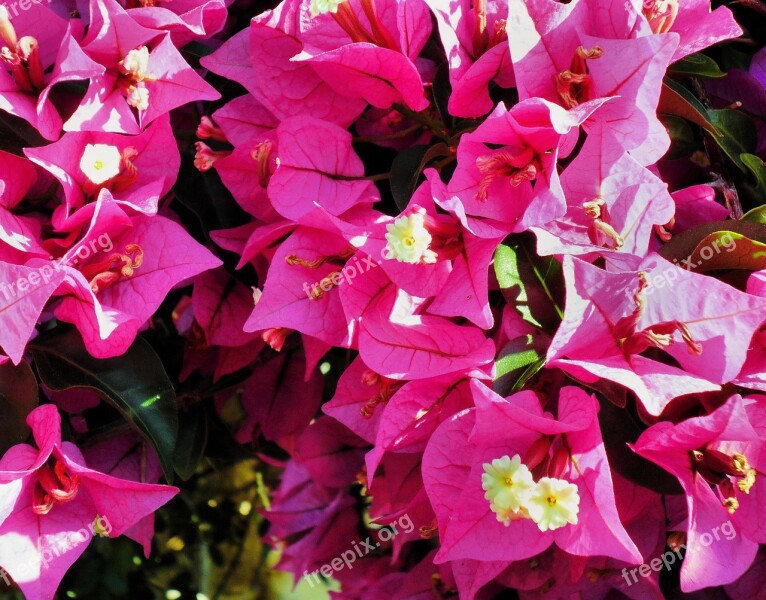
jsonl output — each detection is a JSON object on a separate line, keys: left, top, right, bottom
{"left": 658, "top": 79, "right": 719, "bottom": 136}
{"left": 668, "top": 53, "right": 726, "bottom": 78}
{"left": 173, "top": 403, "right": 208, "bottom": 481}
{"left": 493, "top": 335, "right": 546, "bottom": 396}
{"left": 30, "top": 327, "right": 178, "bottom": 481}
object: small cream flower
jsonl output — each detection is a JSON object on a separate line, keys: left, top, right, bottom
{"left": 125, "top": 84, "right": 149, "bottom": 111}
{"left": 481, "top": 455, "right": 536, "bottom": 526}
{"left": 310, "top": 0, "right": 346, "bottom": 16}
{"left": 79, "top": 143, "right": 122, "bottom": 185}
{"left": 119, "top": 46, "right": 150, "bottom": 81}
{"left": 384, "top": 210, "right": 437, "bottom": 264}
{"left": 526, "top": 477, "right": 580, "bottom": 532}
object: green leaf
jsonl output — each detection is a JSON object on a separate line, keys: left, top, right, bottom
{"left": 660, "top": 115, "right": 700, "bottom": 160}
{"left": 658, "top": 79, "right": 720, "bottom": 137}
{"left": 598, "top": 397, "right": 682, "bottom": 495}
{"left": 390, "top": 145, "right": 430, "bottom": 211}
{"left": 668, "top": 53, "right": 726, "bottom": 78}
{"left": 30, "top": 328, "right": 179, "bottom": 481}
{"left": 742, "top": 204, "right": 766, "bottom": 224}
{"left": 494, "top": 234, "right": 564, "bottom": 332}
{"left": 493, "top": 335, "right": 546, "bottom": 397}
{"left": 740, "top": 153, "right": 766, "bottom": 202}
{"left": 389, "top": 143, "right": 452, "bottom": 211}
{"left": 174, "top": 403, "right": 209, "bottom": 481}
{"left": 707, "top": 109, "right": 757, "bottom": 171}
{"left": 0, "top": 361, "right": 38, "bottom": 454}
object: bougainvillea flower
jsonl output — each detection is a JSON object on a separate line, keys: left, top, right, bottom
{"left": 0, "top": 149, "right": 48, "bottom": 260}
{"left": 422, "top": 382, "right": 642, "bottom": 565}
{"left": 0, "top": 405, "right": 178, "bottom": 600}
{"left": 634, "top": 394, "right": 766, "bottom": 590}
{"left": 532, "top": 124, "right": 675, "bottom": 269}
{"left": 548, "top": 255, "right": 766, "bottom": 414}
{"left": 200, "top": 7, "right": 367, "bottom": 127}
{"left": 63, "top": 0, "right": 219, "bottom": 134}
{"left": 323, "top": 356, "right": 394, "bottom": 444}
{"left": 25, "top": 115, "right": 179, "bottom": 231}
{"left": 0, "top": 260, "right": 68, "bottom": 363}
{"left": 228, "top": 350, "right": 323, "bottom": 444}
{"left": 210, "top": 95, "right": 280, "bottom": 149}
{"left": 122, "top": 0, "right": 229, "bottom": 46}
{"left": 268, "top": 116, "right": 379, "bottom": 220}
{"left": 266, "top": 0, "right": 432, "bottom": 111}
{"left": 425, "top": 0, "right": 513, "bottom": 117}
{"left": 244, "top": 226, "right": 356, "bottom": 348}
{"left": 364, "top": 373, "right": 475, "bottom": 478}
{"left": 339, "top": 264, "right": 496, "bottom": 379}
{"left": 447, "top": 97, "right": 609, "bottom": 235}
{"left": 81, "top": 431, "right": 165, "bottom": 557}
{"left": 507, "top": 0, "right": 679, "bottom": 165}
{"left": 52, "top": 194, "right": 222, "bottom": 358}
{"left": 634, "top": 0, "right": 742, "bottom": 61}
{"left": 0, "top": 3, "right": 70, "bottom": 140}
{"left": 329, "top": 173, "right": 500, "bottom": 328}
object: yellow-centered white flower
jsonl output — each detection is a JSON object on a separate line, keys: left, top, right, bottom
{"left": 481, "top": 454, "right": 536, "bottom": 526}
{"left": 384, "top": 211, "right": 437, "bottom": 264}
{"left": 526, "top": 477, "right": 580, "bottom": 532}
{"left": 79, "top": 143, "right": 122, "bottom": 185}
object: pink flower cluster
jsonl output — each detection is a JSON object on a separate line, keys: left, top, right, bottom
{"left": 0, "top": 0, "right": 765, "bottom": 597}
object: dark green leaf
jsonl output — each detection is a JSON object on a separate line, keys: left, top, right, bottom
{"left": 668, "top": 53, "right": 726, "bottom": 78}
{"left": 598, "top": 396, "right": 682, "bottom": 495}
{"left": 493, "top": 335, "right": 547, "bottom": 396}
{"left": 660, "top": 115, "right": 700, "bottom": 160}
{"left": 30, "top": 328, "right": 178, "bottom": 481}
{"left": 389, "top": 143, "right": 452, "bottom": 211}
{"left": 432, "top": 63, "right": 453, "bottom": 129}
{"left": 740, "top": 153, "right": 766, "bottom": 203}
{"left": 494, "top": 234, "right": 564, "bottom": 332}
{"left": 707, "top": 109, "right": 757, "bottom": 171}
{"left": 174, "top": 403, "right": 209, "bottom": 481}
{"left": 659, "top": 79, "right": 720, "bottom": 136}
{"left": 390, "top": 144, "right": 430, "bottom": 211}
{"left": 0, "top": 361, "right": 38, "bottom": 454}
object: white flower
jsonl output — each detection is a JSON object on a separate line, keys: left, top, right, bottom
{"left": 79, "top": 144, "right": 122, "bottom": 185}
{"left": 481, "top": 455, "right": 536, "bottom": 526}
{"left": 526, "top": 477, "right": 580, "bottom": 532}
{"left": 384, "top": 210, "right": 436, "bottom": 264}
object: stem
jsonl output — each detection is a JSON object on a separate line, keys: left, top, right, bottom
{"left": 352, "top": 122, "right": 422, "bottom": 143}
{"left": 733, "top": 0, "right": 766, "bottom": 17}
{"left": 364, "top": 172, "right": 391, "bottom": 181}
{"left": 392, "top": 103, "right": 450, "bottom": 142}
